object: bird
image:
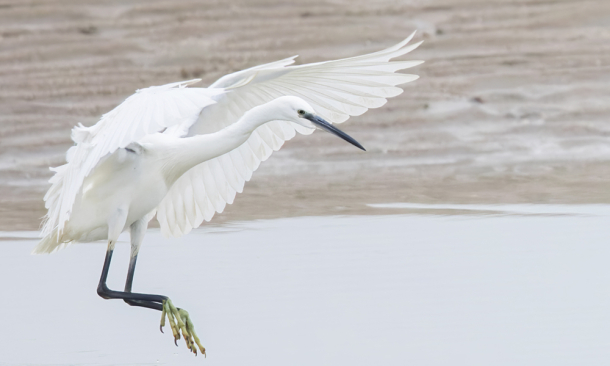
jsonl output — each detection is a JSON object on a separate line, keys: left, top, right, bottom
{"left": 34, "top": 32, "right": 423, "bottom": 355}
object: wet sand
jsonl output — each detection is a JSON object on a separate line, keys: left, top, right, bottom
{"left": 1, "top": 0, "right": 610, "bottom": 230}
{"left": 2, "top": 207, "right": 610, "bottom": 365}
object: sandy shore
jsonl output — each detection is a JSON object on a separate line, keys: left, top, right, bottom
{"left": 1, "top": 0, "right": 610, "bottom": 230}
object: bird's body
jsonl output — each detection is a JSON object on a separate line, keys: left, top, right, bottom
{"left": 35, "top": 33, "right": 424, "bottom": 354}
{"left": 38, "top": 97, "right": 324, "bottom": 251}
{"left": 50, "top": 135, "right": 169, "bottom": 244}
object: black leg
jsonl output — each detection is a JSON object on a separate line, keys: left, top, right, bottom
{"left": 122, "top": 253, "right": 164, "bottom": 310}
{"left": 124, "top": 253, "right": 138, "bottom": 293}
{"left": 124, "top": 299, "right": 163, "bottom": 311}
{"left": 96, "top": 238, "right": 206, "bottom": 355}
{"left": 97, "top": 248, "right": 165, "bottom": 311}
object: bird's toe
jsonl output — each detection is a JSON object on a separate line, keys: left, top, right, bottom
{"left": 160, "top": 298, "right": 205, "bottom": 355}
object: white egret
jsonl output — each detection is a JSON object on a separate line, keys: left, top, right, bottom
{"left": 35, "top": 32, "right": 423, "bottom": 355}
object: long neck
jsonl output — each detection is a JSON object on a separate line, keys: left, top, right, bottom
{"left": 161, "top": 104, "right": 276, "bottom": 185}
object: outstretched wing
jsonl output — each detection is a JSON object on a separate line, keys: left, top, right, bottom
{"left": 42, "top": 79, "right": 223, "bottom": 238}
{"left": 156, "top": 32, "right": 424, "bottom": 238}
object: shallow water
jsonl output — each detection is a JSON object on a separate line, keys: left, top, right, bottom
{"left": 2, "top": 206, "right": 610, "bottom": 365}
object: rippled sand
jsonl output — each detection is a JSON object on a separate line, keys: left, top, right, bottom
{"left": 1, "top": 0, "right": 610, "bottom": 230}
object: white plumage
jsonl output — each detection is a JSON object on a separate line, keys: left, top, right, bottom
{"left": 41, "top": 80, "right": 222, "bottom": 243}
{"left": 36, "top": 32, "right": 423, "bottom": 253}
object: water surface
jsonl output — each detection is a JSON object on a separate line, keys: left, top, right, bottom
{"left": 2, "top": 207, "right": 609, "bottom": 365}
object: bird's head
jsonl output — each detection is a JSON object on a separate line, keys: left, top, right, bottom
{"left": 271, "top": 96, "right": 365, "bottom": 151}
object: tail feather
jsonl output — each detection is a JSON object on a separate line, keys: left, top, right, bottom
{"left": 33, "top": 230, "right": 71, "bottom": 254}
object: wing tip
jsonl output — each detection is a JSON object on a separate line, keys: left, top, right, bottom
{"left": 386, "top": 30, "right": 419, "bottom": 52}
{"left": 71, "top": 123, "right": 90, "bottom": 144}
{"left": 179, "top": 79, "right": 203, "bottom": 87}
{"left": 404, "top": 30, "right": 417, "bottom": 44}
{"left": 410, "top": 40, "right": 424, "bottom": 49}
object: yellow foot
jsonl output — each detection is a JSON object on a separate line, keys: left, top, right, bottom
{"left": 160, "top": 299, "right": 206, "bottom": 356}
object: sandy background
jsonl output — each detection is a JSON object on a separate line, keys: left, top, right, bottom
{"left": 1, "top": 0, "right": 610, "bottom": 230}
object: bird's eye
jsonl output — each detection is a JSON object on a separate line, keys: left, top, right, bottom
{"left": 297, "top": 109, "right": 305, "bottom": 116}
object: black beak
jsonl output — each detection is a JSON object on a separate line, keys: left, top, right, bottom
{"left": 304, "top": 113, "right": 366, "bottom": 151}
